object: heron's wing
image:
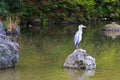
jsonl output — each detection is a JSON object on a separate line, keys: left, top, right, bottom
{"left": 74, "top": 31, "right": 82, "bottom": 47}
{"left": 74, "top": 31, "right": 79, "bottom": 45}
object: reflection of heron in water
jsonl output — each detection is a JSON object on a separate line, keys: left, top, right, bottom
{"left": 74, "top": 24, "right": 86, "bottom": 49}
{"left": 64, "top": 69, "right": 95, "bottom": 80}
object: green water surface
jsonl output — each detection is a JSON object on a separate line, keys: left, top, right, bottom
{"left": 1, "top": 23, "right": 120, "bottom": 80}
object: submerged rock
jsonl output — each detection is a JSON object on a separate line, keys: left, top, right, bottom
{"left": 103, "top": 22, "right": 120, "bottom": 39}
{"left": 63, "top": 49, "right": 96, "bottom": 70}
{"left": 0, "top": 34, "right": 19, "bottom": 69}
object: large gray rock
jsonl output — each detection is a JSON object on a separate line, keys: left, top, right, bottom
{"left": 0, "top": 33, "right": 19, "bottom": 69}
{"left": 63, "top": 49, "right": 96, "bottom": 70}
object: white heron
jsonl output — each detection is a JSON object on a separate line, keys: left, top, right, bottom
{"left": 74, "top": 24, "right": 86, "bottom": 49}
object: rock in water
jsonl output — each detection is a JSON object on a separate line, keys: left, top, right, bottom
{"left": 0, "top": 34, "right": 19, "bottom": 69}
{"left": 63, "top": 49, "right": 96, "bottom": 70}
{"left": 103, "top": 22, "right": 120, "bottom": 39}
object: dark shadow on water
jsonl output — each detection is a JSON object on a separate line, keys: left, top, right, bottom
{"left": 64, "top": 69, "right": 95, "bottom": 80}
{"left": 0, "top": 69, "right": 18, "bottom": 80}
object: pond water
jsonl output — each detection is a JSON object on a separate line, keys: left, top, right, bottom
{"left": 1, "top": 22, "right": 120, "bottom": 80}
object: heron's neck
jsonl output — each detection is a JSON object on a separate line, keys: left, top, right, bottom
{"left": 78, "top": 28, "right": 83, "bottom": 33}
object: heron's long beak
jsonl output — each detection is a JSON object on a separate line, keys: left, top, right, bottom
{"left": 83, "top": 26, "right": 87, "bottom": 28}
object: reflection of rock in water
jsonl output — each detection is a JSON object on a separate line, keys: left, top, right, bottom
{"left": 64, "top": 69, "right": 95, "bottom": 80}
{"left": 103, "top": 30, "right": 120, "bottom": 39}
{"left": 103, "top": 22, "right": 120, "bottom": 39}
{"left": 0, "top": 69, "right": 18, "bottom": 80}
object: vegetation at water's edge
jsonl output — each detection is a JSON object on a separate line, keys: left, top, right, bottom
{"left": 0, "top": 0, "right": 120, "bottom": 30}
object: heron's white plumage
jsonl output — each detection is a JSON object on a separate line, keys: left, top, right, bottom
{"left": 74, "top": 31, "right": 82, "bottom": 48}
{"left": 74, "top": 24, "right": 86, "bottom": 49}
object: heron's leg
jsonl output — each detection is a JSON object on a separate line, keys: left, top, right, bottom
{"left": 75, "top": 42, "right": 79, "bottom": 49}
{"left": 76, "top": 44, "right": 79, "bottom": 49}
